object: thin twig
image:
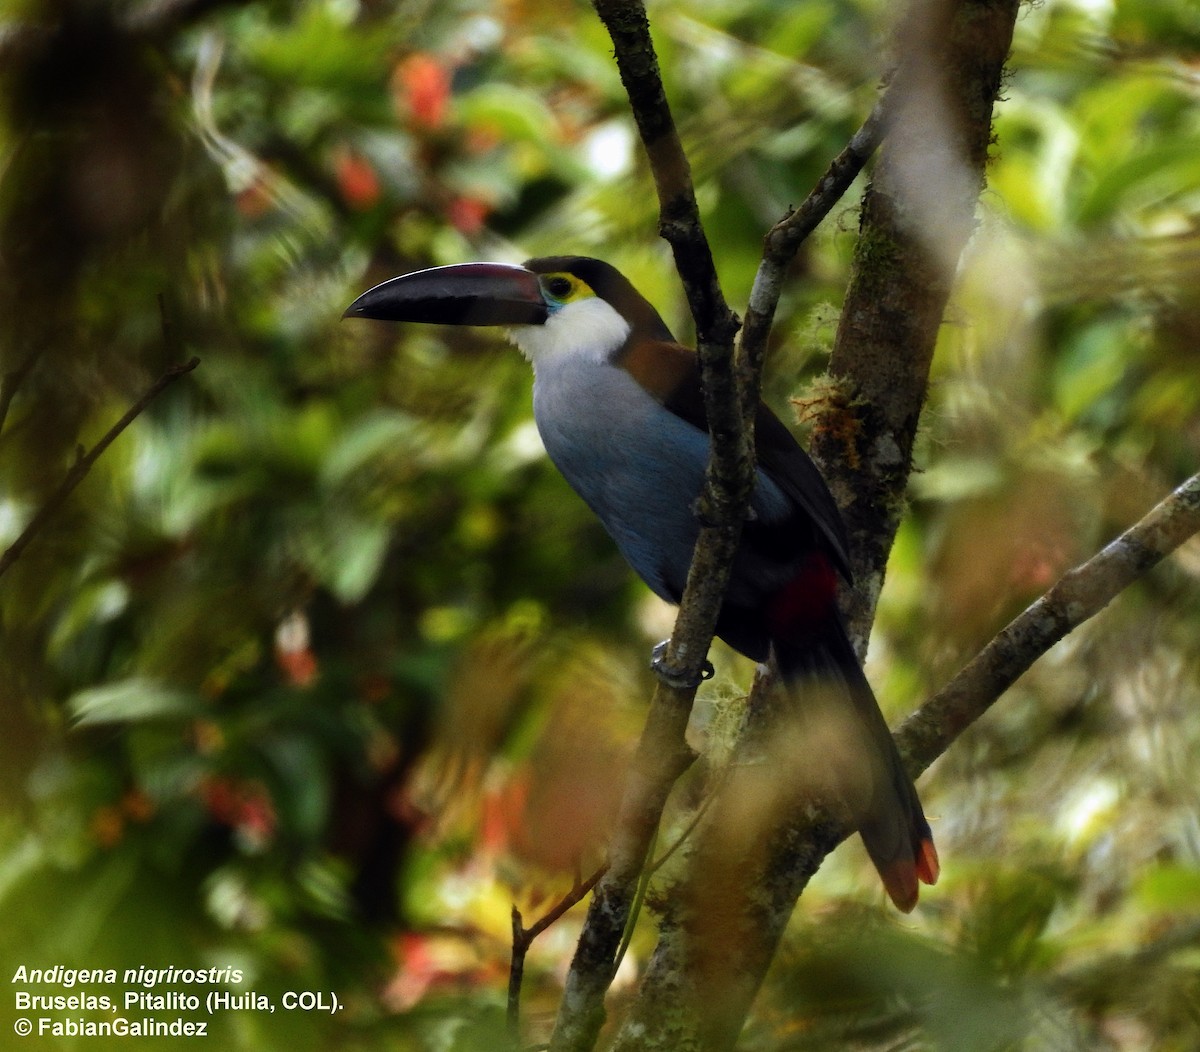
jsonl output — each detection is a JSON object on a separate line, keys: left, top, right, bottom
{"left": 0, "top": 357, "right": 200, "bottom": 581}
{"left": 589, "top": 1, "right": 736, "bottom": 348}
{"left": 508, "top": 866, "right": 607, "bottom": 1038}
{"left": 611, "top": 824, "right": 657, "bottom": 984}
{"left": 526, "top": 866, "right": 609, "bottom": 945}
{"left": 647, "top": 780, "right": 718, "bottom": 875}
{"left": 738, "top": 102, "right": 886, "bottom": 421}
{"left": 603, "top": 765, "right": 731, "bottom": 983}
{"left": 589, "top": 0, "right": 750, "bottom": 642}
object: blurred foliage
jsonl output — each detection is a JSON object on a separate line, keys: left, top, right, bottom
{"left": 0, "top": 0, "right": 1198, "bottom": 1049}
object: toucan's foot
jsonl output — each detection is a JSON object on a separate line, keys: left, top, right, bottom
{"left": 650, "top": 640, "right": 714, "bottom": 689}
{"left": 689, "top": 497, "right": 718, "bottom": 529}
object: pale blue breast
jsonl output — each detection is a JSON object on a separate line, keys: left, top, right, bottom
{"left": 531, "top": 356, "right": 791, "bottom": 604}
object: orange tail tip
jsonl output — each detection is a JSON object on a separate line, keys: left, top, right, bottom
{"left": 917, "top": 837, "right": 940, "bottom": 887}
{"left": 879, "top": 839, "right": 940, "bottom": 913}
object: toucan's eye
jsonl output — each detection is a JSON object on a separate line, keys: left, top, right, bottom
{"left": 544, "top": 276, "right": 572, "bottom": 300}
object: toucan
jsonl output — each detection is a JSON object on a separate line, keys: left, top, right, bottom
{"left": 345, "top": 255, "right": 938, "bottom": 910}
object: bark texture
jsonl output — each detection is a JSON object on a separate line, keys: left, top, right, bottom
{"left": 811, "top": 0, "right": 1022, "bottom": 650}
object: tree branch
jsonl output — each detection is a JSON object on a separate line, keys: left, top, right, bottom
{"left": 590, "top": 0, "right": 750, "bottom": 597}
{"left": 547, "top": 676, "right": 698, "bottom": 1052}
{"left": 0, "top": 357, "right": 200, "bottom": 582}
{"left": 897, "top": 470, "right": 1200, "bottom": 775}
{"left": 590, "top": 1, "right": 737, "bottom": 350}
{"left": 738, "top": 102, "right": 886, "bottom": 421}
{"left": 509, "top": 865, "right": 607, "bottom": 1039}
{"left": 549, "top": 7, "right": 756, "bottom": 1051}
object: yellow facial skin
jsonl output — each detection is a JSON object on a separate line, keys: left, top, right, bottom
{"left": 538, "top": 272, "right": 597, "bottom": 307}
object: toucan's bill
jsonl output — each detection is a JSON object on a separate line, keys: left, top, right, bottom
{"left": 343, "top": 262, "right": 548, "bottom": 326}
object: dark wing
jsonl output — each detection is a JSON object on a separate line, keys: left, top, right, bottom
{"left": 753, "top": 403, "right": 852, "bottom": 582}
{"left": 617, "top": 338, "right": 852, "bottom": 582}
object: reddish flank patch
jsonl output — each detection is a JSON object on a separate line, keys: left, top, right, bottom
{"left": 765, "top": 552, "right": 839, "bottom": 641}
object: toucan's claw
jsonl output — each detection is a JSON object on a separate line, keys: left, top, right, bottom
{"left": 689, "top": 498, "right": 718, "bottom": 529}
{"left": 650, "top": 640, "right": 715, "bottom": 689}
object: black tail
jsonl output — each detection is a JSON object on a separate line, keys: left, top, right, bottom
{"left": 773, "top": 621, "right": 938, "bottom": 912}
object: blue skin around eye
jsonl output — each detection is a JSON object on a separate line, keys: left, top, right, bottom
{"left": 539, "top": 280, "right": 567, "bottom": 308}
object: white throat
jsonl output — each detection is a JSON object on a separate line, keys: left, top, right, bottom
{"left": 508, "top": 297, "right": 631, "bottom": 368}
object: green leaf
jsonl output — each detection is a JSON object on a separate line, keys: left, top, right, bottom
{"left": 69, "top": 680, "right": 198, "bottom": 727}
{"left": 1135, "top": 864, "right": 1200, "bottom": 913}
{"left": 456, "top": 83, "right": 557, "bottom": 143}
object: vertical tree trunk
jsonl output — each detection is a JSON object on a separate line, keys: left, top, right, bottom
{"left": 812, "top": 0, "right": 1022, "bottom": 647}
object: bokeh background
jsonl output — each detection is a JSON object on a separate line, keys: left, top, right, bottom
{"left": 1, "top": 0, "right": 1199, "bottom": 1048}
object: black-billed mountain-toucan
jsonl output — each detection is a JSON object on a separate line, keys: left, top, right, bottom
{"left": 345, "top": 255, "right": 938, "bottom": 911}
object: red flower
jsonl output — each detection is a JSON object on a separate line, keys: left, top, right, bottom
{"left": 394, "top": 54, "right": 450, "bottom": 130}
{"left": 335, "top": 148, "right": 381, "bottom": 210}
{"left": 447, "top": 195, "right": 491, "bottom": 234}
